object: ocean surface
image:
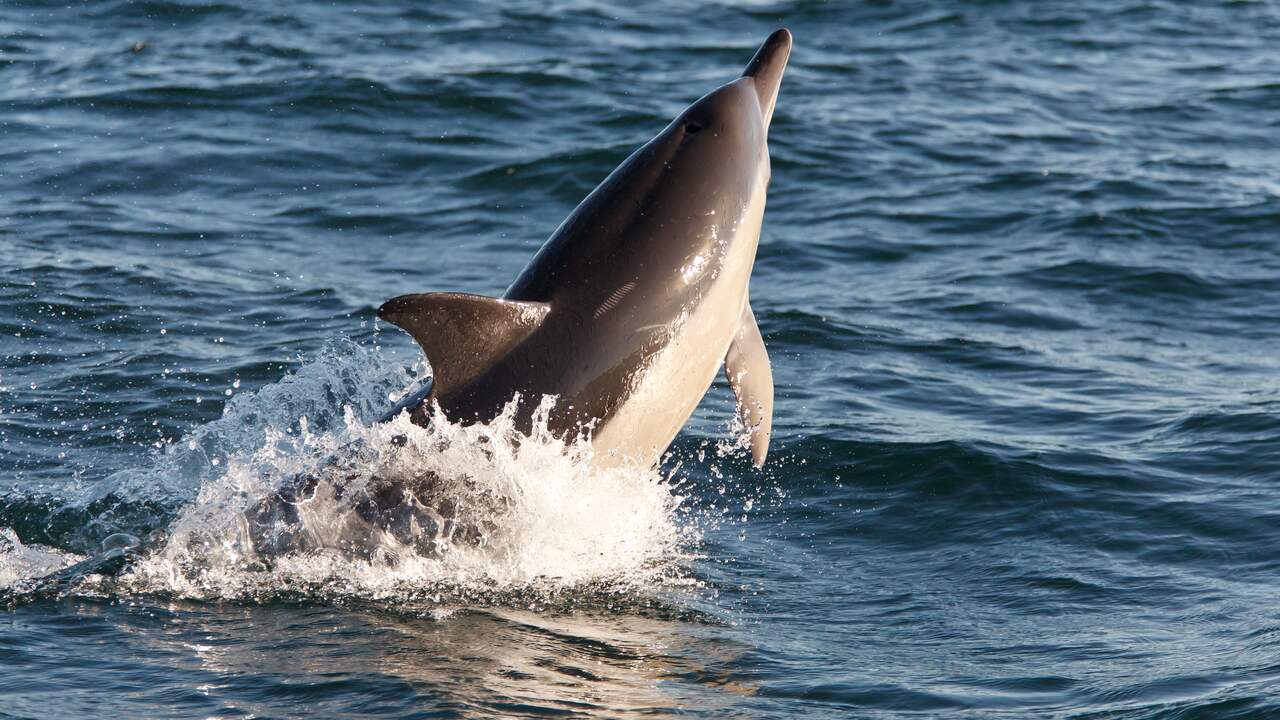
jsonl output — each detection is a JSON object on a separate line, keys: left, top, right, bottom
{"left": 3, "top": 1, "right": 1279, "bottom": 717}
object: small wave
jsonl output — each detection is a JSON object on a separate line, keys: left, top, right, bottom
{"left": 1016, "top": 259, "right": 1228, "bottom": 303}
{"left": 941, "top": 300, "right": 1086, "bottom": 332}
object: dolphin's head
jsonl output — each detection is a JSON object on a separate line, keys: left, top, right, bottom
{"left": 505, "top": 30, "right": 791, "bottom": 305}
{"left": 639, "top": 28, "right": 791, "bottom": 287}
{"left": 663, "top": 28, "right": 791, "bottom": 184}
{"left": 678, "top": 27, "right": 791, "bottom": 142}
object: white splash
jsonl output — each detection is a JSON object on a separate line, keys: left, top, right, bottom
{"left": 119, "top": 383, "right": 694, "bottom": 602}
{"left": 1, "top": 339, "right": 698, "bottom": 603}
{"left": 0, "top": 528, "right": 83, "bottom": 590}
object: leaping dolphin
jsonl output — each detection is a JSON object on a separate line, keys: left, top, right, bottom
{"left": 380, "top": 28, "right": 791, "bottom": 469}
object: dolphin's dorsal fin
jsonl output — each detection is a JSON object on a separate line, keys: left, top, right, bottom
{"left": 724, "top": 301, "right": 773, "bottom": 468}
{"left": 378, "top": 292, "right": 550, "bottom": 397}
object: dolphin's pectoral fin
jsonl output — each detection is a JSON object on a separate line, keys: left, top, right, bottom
{"left": 724, "top": 302, "right": 773, "bottom": 468}
{"left": 378, "top": 292, "right": 549, "bottom": 398}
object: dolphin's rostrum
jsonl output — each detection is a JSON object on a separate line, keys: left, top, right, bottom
{"left": 380, "top": 29, "right": 791, "bottom": 470}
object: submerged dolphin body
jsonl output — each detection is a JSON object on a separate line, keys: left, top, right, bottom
{"left": 380, "top": 29, "right": 791, "bottom": 469}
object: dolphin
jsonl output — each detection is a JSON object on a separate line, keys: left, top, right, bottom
{"left": 379, "top": 28, "right": 791, "bottom": 470}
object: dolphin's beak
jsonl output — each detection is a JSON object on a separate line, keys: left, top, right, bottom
{"left": 742, "top": 28, "right": 792, "bottom": 132}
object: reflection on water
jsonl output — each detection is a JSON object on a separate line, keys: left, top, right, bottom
{"left": 45, "top": 599, "right": 757, "bottom": 717}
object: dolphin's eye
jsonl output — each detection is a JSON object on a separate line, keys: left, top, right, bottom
{"left": 684, "top": 121, "right": 704, "bottom": 135}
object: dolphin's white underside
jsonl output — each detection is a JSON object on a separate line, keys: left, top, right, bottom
{"left": 589, "top": 170, "right": 767, "bottom": 469}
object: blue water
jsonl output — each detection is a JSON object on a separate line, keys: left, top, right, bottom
{"left": 4, "top": 1, "right": 1280, "bottom": 717}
